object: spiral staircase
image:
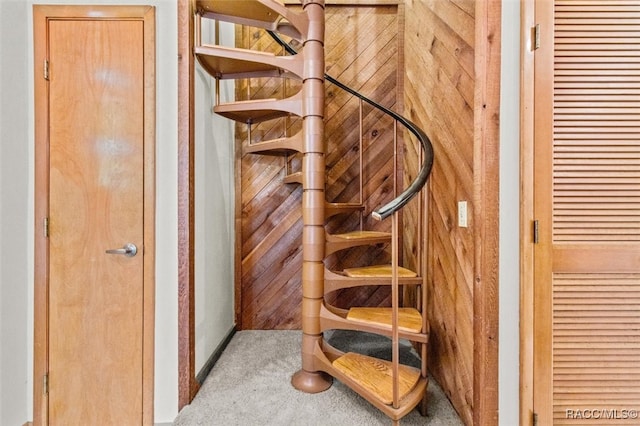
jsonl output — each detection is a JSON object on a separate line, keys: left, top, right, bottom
{"left": 193, "top": 1, "right": 434, "bottom": 423}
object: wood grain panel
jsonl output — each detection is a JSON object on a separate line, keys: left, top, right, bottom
{"left": 237, "top": 5, "right": 403, "bottom": 330}
{"left": 35, "top": 5, "right": 156, "bottom": 422}
{"left": 553, "top": 5, "right": 640, "bottom": 243}
{"left": 552, "top": 274, "right": 640, "bottom": 424}
{"left": 405, "top": 1, "right": 476, "bottom": 424}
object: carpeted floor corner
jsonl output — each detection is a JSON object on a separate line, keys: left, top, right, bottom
{"left": 173, "top": 330, "right": 463, "bottom": 426}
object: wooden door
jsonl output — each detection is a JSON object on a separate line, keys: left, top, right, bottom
{"left": 33, "top": 6, "right": 155, "bottom": 425}
{"left": 532, "top": 1, "right": 640, "bottom": 423}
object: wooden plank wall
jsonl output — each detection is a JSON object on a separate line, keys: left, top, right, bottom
{"left": 235, "top": 4, "right": 404, "bottom": 329}
{"left": 404, "top": 0, "right": 476, "bottom": 424}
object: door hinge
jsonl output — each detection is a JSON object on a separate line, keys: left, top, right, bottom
{"left": 533, "top": 412, "right": 538, "bottom": 426}
{"left": 43, "top": 374, "right": 49, "bottom": 395}
{"left": 44, "top": 59, "right": 49, "bottom": 80}
{"left": 533, "top": 220, "right": 539, "bottom": 244}
{"left": 44, "top": 217, "right": 49, "bottom": 238}
{"left": 533, "top": 24, "right": 540, "bottom": 50}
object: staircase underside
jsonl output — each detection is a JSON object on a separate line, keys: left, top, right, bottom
{"left": 214, "top": 94, "right": 302, "bottom": 124}
{"left": 195, "top": 44, "right": 303, "bottom": 80}
{"left": 197, "top": 0, "right": 281, "bottom": 24}
{"left": 244, "top": 132, "right": 303, "bottom": 156}
{"left": 283, "top": 171, "right": 302, "bottom": 184}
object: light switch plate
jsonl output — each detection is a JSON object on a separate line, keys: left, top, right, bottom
{"left": 458, "top": 201, "right": 468, "bottom": 228}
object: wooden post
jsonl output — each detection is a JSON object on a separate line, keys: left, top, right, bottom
{"left": 291, "top": 0, "right": 332, "bottom": 393}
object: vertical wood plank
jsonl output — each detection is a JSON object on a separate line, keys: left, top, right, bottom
{"left": 33, "top": 6, "right": 49, "bottom": 425}
{"left": 177, "top": 0, "right": 199, "bottom": 409}
{"left": 404, "top": 0, "right": 501, "bottom": 423}
{"left": 142, "top": 8, "right": 157, "bottom": 425}
{"left": 532, "top": 0, "right": 555, "bottom": 422}
{"left": 473, "top": 0, "right": 501, "bottom": 424}
{"left": 404, "top": 0, "right": 476, "bottom": 422}
{"left": 520, "top": 0, "right": 536, "bottom": 424}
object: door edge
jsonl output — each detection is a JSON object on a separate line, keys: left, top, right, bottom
{"left": 520, "top": 0, "right": 535, "bottom": 423}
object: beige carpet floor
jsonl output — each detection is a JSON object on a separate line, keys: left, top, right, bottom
{"left": 173, "top": 330, "right": 463, "bottom": 426}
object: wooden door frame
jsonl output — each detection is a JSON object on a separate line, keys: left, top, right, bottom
{"left": 177, "top": 0, "right": 200, "bottom": 408}
{"left": 473, "top": 1, "right": 501, "bottom": 424}
{"left": 33, "top": 6, "right": 156, "bottom": 425}
{"left": 520, "top": 0, "right": 536, "bottom": 423}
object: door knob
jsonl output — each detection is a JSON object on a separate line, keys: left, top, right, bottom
{"left": 105, "top": 243, "right": 138, "bottom": 257}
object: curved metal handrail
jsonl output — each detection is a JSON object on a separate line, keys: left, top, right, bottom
{"left": 267, "top": 30, "right": 433, "bottom": 221}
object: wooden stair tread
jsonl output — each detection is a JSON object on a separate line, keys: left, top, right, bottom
{"left": 320, "top": 303, "right": 428, "bottom": 343}
{"left": 197, "top": 0, "right": 283, "bottom": 26}
{"left": 195, "top": 45, "right": 302, "bottom": 80}
{"left": 245, "top": 133, "right": 302, "bottom": 155}
{"left": 346, "top": 307, "right": 423, "bottom": 333}
{"left": 332, "top": 352, "right": 421, "bottom": 405}
{"left": 196, "top": 0, "right": 306, "bottom": 41}
{"left": 324, "top": 269, "right": 424, "bottom": 294}
{"left": 246, "top": 146, "right": 297, "bottom": 156}
{"left": 330, "top": 230, "right": 390, "bottom": 240}
{"left": 213, "top": 96, "right": 301, "bottom": 124}
{"left": 283, "top": 171, "right": 302, "bottom": 184}
{"left": 325, "top": 231, "right": 392, "bottom": 255}
{"left": 325, "top": 202, "right": 364, "bottom": 219}
{"left": 343, "top": 265, "right": 418, "bottom": 278}
{"left": 326, "top": 202, "right": 364, "bottom": 209}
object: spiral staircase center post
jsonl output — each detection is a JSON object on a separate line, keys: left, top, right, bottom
{"left": 291, "top": 0, "right": 332, "bottom": 393}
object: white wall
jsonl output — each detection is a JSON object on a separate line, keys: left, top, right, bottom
{"left": 0, "top": 0, "right": 179, "bottom": 423}
{"left": 194, "top": 20, "right": 236, "bottom": 373}
{"left": 0, "top": 2, "right": 31, "bottom": 424}
{"left": 499, "top": 0, "right": 521, "bottom": 424}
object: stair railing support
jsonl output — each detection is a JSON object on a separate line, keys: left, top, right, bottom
{"left": 358, "top": 98, "right": 364, "bottom": 230}
{"left": 194, "top": 11, "right": 201, "bottom": 49}
{"left": 392, "top": 210, "right": 400, "bottom": 409}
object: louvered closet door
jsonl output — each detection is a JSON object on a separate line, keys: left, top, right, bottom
{"left": 533, "top": 1, "right": 640, "bottom": 424}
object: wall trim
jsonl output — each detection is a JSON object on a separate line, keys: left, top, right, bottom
{"left": 519, "top": 0, "right": 535, "bottom": 424}
{"left": 177, "top": 0, "right": 199, "bottom": 410}
{"left": 195, "top": 326, "right": 237, "bottom": 384}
